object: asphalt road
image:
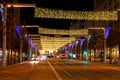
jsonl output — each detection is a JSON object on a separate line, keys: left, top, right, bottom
{"left": 0, "top": 59, "right": 120, "bottom": 80}
{"left": 49, "top": 58, "right": 120, "bottom": 80}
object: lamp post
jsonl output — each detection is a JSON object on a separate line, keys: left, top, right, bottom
{"left": 2, "top": 3, "right": 36, "bottom": 66}
{"left": 118, "top": 9, "right": 120, "bottom": 58}
{"left": 2, "top": 4, "right": 7, "bottom": 66}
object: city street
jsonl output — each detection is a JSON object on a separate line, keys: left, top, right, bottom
{"left": 0, "top": 0, "right": 120, "bottom": 80}
{"left": 0, "top": 59, "right": 120, "bottom": 80}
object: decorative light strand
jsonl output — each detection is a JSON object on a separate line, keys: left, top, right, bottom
{"left": 39, "top": 27, "right": 88, "bottom": 35}
{"left": 35, "top": 7, "right": 118, "bottom": 20}
{"left": 40, "top": 36, "right": 76, "bottom": 51}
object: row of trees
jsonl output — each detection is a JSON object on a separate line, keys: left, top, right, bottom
{"left": 58, "top": 20, "right": 120, "bottom": 63}
{"left": 0, "top": 1, "right": 29, "bottom": 65}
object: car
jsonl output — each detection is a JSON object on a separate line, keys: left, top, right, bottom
{"left": 60, "top": 54, "right": 67, "bottom": 59}
{"left": 30, "top": 57, "right": 39, "bottom": 64}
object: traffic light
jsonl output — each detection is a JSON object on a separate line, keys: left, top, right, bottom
{"left": 69, "top": 52, "right": 73, "bottom": 57}
{"left": 83, "top": 50, "right": 88, "bottom": 55}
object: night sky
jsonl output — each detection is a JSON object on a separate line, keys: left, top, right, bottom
{"left": 18, "top": 0, "right": 94, "bottom": 29}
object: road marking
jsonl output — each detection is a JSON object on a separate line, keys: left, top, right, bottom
{"left": 54, "top": 63, "right": 77, "bottom": 80}
{"left": 105, "top": 66, "right": 120, "bottom": 71}
{"left": 47, "top": 60, "right": 63, "bottom": 80}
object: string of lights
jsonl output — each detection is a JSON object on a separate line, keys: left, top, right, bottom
{"left": 40, "top": 36, "right": 75, "bottom": 41}
{"left": 35, "top": 7, "right": 118, "bottom": 20}
{"left": 40, "top": 36, "right": 76, "bottom": 51}
{"left": 39, "top": 27, "right": 88, "bottom": 35}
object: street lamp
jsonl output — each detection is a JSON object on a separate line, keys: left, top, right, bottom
{"left": 118, "top": 9, "right": 120, "bottom": 58}
{"left": 2, "top": 3, "right": 36, "bottom": 66}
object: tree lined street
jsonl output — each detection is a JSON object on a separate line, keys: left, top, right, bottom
{"left": 0, "top": 0, "right": 120, "bottom": 80}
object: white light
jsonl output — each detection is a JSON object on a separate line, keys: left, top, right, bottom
{"left": 40, "top": 55, "right": 47, "bottom": 60}
{"left": 30, "top": 61, "right": 39, "bottom": 64}
{"left": 50, "top": 50, "right": 53, "bottom": 53}
{"left": 32, "top": 54, "right": 34, "bottom": 57}
{"left": 73, "top": 54, "right": 76, "bottom": 58}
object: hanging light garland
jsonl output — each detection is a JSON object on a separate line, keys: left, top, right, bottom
{"left": 35, "top": 7, "right": 118, "bottom": 20}
{"left": 39, "top": 27, "right": 88, "bottom": 35}
{"left": 40, "top": 36, "right": 76, "bottom": 51}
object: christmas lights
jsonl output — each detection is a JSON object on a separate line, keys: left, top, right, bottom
{"left": 35, "top": 7, "right": 118, "bottom": 20}
{"left": 39, "top": 27, "right": 88, "bottom": 35}
{"left": 40, "top": 36, "right": 76, "bottom": 51}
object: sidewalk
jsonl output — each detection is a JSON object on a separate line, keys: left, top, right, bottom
{"left": 0, "top": 61, "right": 57, "bottom": 80}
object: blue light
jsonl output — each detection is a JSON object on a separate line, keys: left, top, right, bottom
{"left": 80, "top": 38, "right": 85, "bottom": 46}
{"left": 31, "top": 42, "right": 35, "bottom": 49}
{"left": 27, "top": 38, "right": 31, "bottom": 45}
{"left": 0, "top": 8, "right": 4, "bottom": 22}
{"left": 72, "top": 42, "right": 75, "bottom": 48}
{"left": 105, "top": 26, "right": 111, "bottom": 39}
{"left": 16, "top": 25, "right": 21, "bottom": 37}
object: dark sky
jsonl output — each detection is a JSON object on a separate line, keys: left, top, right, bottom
{"left": 18, "top": 0, "right": 94, "bottom": 29}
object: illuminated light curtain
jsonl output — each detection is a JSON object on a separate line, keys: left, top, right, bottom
{"left": 40, "top": 36, "right": 75, "bottom": 51}
{"left": 39, "top": 27, "right": 88, "bottom": 35}
{"left": 40, "top": 36, "right": 75, "bottom": 41}
{"left": 35, "top": 7, "right": 118, "bottom": 20}
{"left": 105, "top": 26, "right": 111, "bottom": 39}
